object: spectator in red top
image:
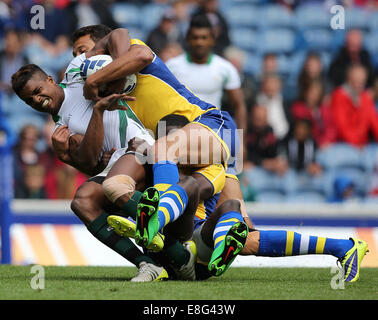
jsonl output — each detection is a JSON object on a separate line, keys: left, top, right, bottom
{"left": 291, "top": 80, "right": 337, "bottom": 148}
{"left": 330, "top": 64, "right": 378, "bottom": 147}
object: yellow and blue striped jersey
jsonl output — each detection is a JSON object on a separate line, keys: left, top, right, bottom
{"left": 127, "top": 39, "right": 217, "bottom": 135}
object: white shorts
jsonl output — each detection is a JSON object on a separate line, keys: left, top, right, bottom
{"left": 192, "top": 222, "right": 213, "bottom": 264}
{"left": 95, "top": 147, "right": 128, "bottom": 178}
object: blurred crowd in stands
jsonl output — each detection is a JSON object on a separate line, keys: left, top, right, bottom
{"left": 1, "top": 0, "right": 378, "bottom": 203}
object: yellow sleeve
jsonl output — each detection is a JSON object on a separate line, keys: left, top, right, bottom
{"left": 194, "top": 164, "right": 226, "bottom": 196}
{"left": 130, "top": 38, "right": 148, "bottom": 47}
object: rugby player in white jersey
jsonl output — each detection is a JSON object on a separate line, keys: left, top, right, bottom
{"left": 11, "top": 26, "right": 172, "bottom": 282}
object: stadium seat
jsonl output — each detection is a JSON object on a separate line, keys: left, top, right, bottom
{"left": 243, "top": 53, "right": 262, "bottom": 75}
{"left": 364, "top": 195, "right": 378, "bottom": 204}
{"left": 140, "top": 4, "right": 169, "bottom": 32}
{"left": 302, "top": 29, "right": 333, "bottom": 51}
{"left": 293, "top": 171, "right": 332, "bottom": 198}
{"left": 256, "top": 190, "right": 286, "bottom": 203}
{"left": 127, "top": 27, "right": 147, "bottom": 42}
{"left": 223, "top": 5, "right": 260, "bottom": 28}
{"left": 258, "top": 4, "right": 294, "bottom": 29}
{"left": 110, "top": 3, "right": 141, "bottom": 28}
{"left": 362, "top": 143, "right": 378, "bottom": 173}
{"left": 244, "top": 167, "right": 286, "bottom": 194}
{"left": 295, "top": 5, "right": 330, "bottom": 30}
{"left": 368, "top": 11, "right": 378, "bottom": 31}
{"left": 316, "top": 143, "right": 364, "bottom": 170}
{"left": 276, "top": 54, "right": 291, "bottom": 75}
{"left": 288, "top": 51, "right": 307, "bottom": 76}
{"left": 285, "top": 191, "right": 327, "bottom": 204}
{"left": 258, "top": 29, "right": 295, "bottom": 54}
{"left": 345, "top": 8, "right": 370, "bottom": 30}
{"left": 230, "top": 28, "right": 258, "bottom": 52}
{"left": 364, "top": 32, "right": 378, "bottom": 56}
{"left": 331, "top": 167, "right": 368, "bottom": 197}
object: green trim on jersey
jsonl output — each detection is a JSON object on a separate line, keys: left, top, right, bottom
{"left": 118, "top": 109, "right": 128, "bottom": 148}
{"left": 67, "top": 67, "right": 81, "bottom": 73}
{"left": 59, "top": 83, "right": 66, "bottom": 88}
{"left": 52, "top": 115, "right": 60, "bottom": 123}
{"left": 118, "top": 100, "right": 146, "bottom": 132}
{"left": 186, "top": 52, "right": 214, "bottom": 65}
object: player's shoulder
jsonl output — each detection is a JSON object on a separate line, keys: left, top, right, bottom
{"left": 65, "top": 53, "right": 86, "bottom": 73}
{"left": 62, "top": 53, "right": 86, "bottom": 86}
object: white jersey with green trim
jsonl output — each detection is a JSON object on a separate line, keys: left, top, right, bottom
{"left": 165, "top": 52, "right": 241, "bottom": 108}
{"left": 55, "top": 54, "right": 154, "bottom": 156}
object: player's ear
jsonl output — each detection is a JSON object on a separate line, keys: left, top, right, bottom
{"left": 46, "top": 75, "right": 56, "bottom": 84}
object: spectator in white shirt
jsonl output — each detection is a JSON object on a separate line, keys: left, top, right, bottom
{"left": 166, "top": 14, "right": 247, "bottom": 135}
{"left": 256, "top": 73, "right": 290, "bottom": 141}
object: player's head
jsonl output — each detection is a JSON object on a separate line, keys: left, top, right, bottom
{"left": 71, "top": 24, "right": 112, "bottom": 57}
{"left": 156, "top": 114, "right": 190, "bottom": 138}
{"left": 186, "top": 14, "right": 215, "bottom": 60}
{"left": 11, "top": 64, "right": 64, "bottom": 115}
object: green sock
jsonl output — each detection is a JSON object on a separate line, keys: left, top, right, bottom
{"left": 87, "top": 212, "right": 154, "bottom": 266}
{"left": 120, "top": 191, "right": 142, "bottom": 220}
{"left": 162, "top": 236, "right": 190, "bottom": 269}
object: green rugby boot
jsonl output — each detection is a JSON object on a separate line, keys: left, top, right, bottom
{"left": 208, "top": 221, "right": 249, "bottom": 277}
{"left": 135, "top": 187, "right": 161, "bottom": 247}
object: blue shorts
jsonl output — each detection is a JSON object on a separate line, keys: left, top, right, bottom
{"left": 193, "top": 109, "right": 240, "bottom": 178}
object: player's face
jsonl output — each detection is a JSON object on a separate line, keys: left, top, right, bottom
{"left": 187, "top": 28, "right": 215, "bottom": 59}
{"left": 73, "top": 34, "right": 96, "bottom": 57}
{"left": 18, "top": 75, "right": 63, "bottom": 115}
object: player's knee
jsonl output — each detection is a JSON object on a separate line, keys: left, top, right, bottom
{"left": 102, "top": 174, "right": 136, "bottom": 203}
{"left": 217, "top": 199, "right": 241, "bottom": 215}
{"left": 179, "top": 175, "right": 199, "bottom": 199}
{"left": 71, "top": 185, "right": 98, "bottom": 224}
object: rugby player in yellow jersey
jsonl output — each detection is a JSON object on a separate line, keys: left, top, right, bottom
{"left": 81, "top": 25, "right": 252, "bottom": 248}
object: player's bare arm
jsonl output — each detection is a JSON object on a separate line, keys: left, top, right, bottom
{"left": 68, "top": 93, "right": 134, "bottom": 169}
{"left": 86, "top": 28, "right": 131, "bottom": 60}
{"left": 51, "top": 127, "right": 115, "bottom": 176}
{"left": 84, "top": 44, "right": 154, "bottom": 101}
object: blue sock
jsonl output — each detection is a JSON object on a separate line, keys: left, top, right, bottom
{"left": 213, "top": 211, "right": 244, "bottom": 250}
{"left": 153, "top": 161, "right": 179, "bottom": 194}
{"left": 257, "top": 230, "right": 354, "bottom": 258}
{"left": 157, "top": 184, "right": 188, "bottom": 231}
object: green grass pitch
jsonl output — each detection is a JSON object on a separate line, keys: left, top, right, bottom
{"left": 0, "top": 266, "right": 377, "bottom": 300}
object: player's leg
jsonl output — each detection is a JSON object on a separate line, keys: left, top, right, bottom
{"left": 153, "top": 122, "right": 228, "bottom": 170}
{"left": 241, "top": 228, "right": 368, "bottom": 282}
{"left": 109, "top": 176, "right": 200, "bottom": 280}
{"left": 135, "top": 175, "right": 194, "bottom": 247}
{"left": 159, "top": 176, "right": 199, "bottom": 280}
{"left": 217, "top": 176, "right": 254, "bottom": 229}
{"left": 136, "top": 118, "right": 229, "bottom": 243}
{"left": 193, "top": 200, "right": 248, "bottom": 277}
{"left": 102, "top": 153, "right": 148, "bottom": 219}
{"left": 71, "top": 178, "right": 168, "bottom": 282}
{"left": 135, "top": 174, "right": 198, "bottom": 245}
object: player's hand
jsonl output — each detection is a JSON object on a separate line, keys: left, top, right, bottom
{"left": 52, "top": 125, "right": 71, "bottom": 162}
{"left": 127, "top": 137, "right": 149, "bottom": 156}
{"left": 93, "top": 93, "right": 135, "bottom": 112}
{"left": 100, "top": 148, "right": 116, "bottom": 168}
{"left": 83, "top": 76, "right": 101, "bottom": 101}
